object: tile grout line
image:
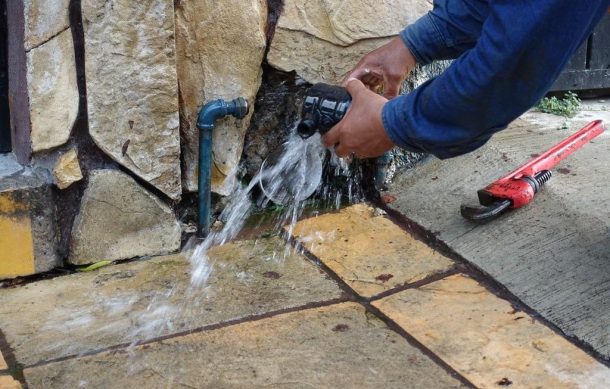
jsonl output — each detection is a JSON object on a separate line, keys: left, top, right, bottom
{"left": 23, "top": 297, "right": 349, "bottom": 371}
{"left": 362, "top": 300, "right": 477, "bottom": 389}
{"left": 377, "top": 200, "right": 610, "bottom": 367}
{"left": 283, "top": 232, "right": 477, "bottom": 388}
{"left": 367, "top": 268, "right": 461, "bottom": 302}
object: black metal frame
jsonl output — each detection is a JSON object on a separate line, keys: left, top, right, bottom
{"left": 0, "top": 0, "right": 10, "bottom": 152}
{"left": 551, "top": 14, "right": 610, "bottom": 92}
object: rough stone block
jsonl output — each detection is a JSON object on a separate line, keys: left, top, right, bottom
{"left": 0, "top": 156, "right": 59, "bottom": 279}
{"left": 175, "top": 0, "right": 267, "bottom": 195}
{"left": 267, "top": 0, "right": 432, "bottom": 83}
{"left": 27, "top": 28, "right": 78, "bottom": 152}
{"left": 374, "top": 274, "right": 610, "bottom": 388}
{"left": 290, "top": 203, "right": 454, "bottom": 297}
{"left": 83, "top": 0, "right": 182, "bottom": 199}
{"left": 52, "top": 147, "right": 82, "bottom": 189}
{"left": 23, "top": 0, "right": 71, "bottom": 50}
{"left": 6, "top": 0, "right": 78, "bottom": 161}
{"left": 68, "top": 169, "right": 181, "bottom": 265}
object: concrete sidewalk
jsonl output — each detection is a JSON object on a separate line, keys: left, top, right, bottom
{"left": 383, "top": 102, "right": 610, "bottom": 361}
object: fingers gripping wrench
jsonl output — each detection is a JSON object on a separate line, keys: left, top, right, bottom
{"left": 461, "top": 120, "right": 605, "bottom": 221}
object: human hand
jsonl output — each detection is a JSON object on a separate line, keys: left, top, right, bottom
{"left": 342, "top": 36, "right": 417, "bottom": 99}
{"left": 322, "top": 79, "right": 394, "bottom": 159}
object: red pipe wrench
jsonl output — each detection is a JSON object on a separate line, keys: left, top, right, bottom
{"left": 461, "top": 120, "right": 605, "bottom": 221}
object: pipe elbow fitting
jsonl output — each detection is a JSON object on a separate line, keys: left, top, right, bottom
{"left": 196, "top": 97, "right": 249, "bottom": 131}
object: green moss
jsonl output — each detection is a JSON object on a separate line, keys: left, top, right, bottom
{"left": 535, "top": 91, "right": 581, "bottom": 118}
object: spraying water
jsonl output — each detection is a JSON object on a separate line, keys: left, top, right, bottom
{"left": 187, "top": 129, "right": 359, "bottom": 289}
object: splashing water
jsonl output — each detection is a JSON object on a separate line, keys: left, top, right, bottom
{"left": 188, "top": 130, "right": 358, "bottom": 289}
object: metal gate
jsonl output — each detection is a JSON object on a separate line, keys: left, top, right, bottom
{"left": 551, "top": 14, "right": 610, "bottom": 92}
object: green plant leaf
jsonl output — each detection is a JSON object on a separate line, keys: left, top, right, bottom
{"left": 535, "top": 91, "right": 581, "bottom": 118}
{"left": 76, "top": 260, "right": 113, "bottom": 272}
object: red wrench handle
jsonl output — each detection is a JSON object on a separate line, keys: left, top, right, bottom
{"left": 461, "top": 120, "right": 606, "bottom": 221}
{"left": 502, "top": 120, "right": 605, "bottom": 181}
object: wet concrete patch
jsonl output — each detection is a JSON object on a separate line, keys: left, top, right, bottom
{"left": 373, "top": 274, "right": 610, "bottom": 388}
{"left": 289, "top": 204, "right": 454, "bottom": 297}
{"left": 386, "top": 118, "right": 610, "bottom": 359}
{"left": 0, "top": 237, "right": 343, "bottom": 366}
{"left": 24, "top": 303, "right": 465, "bottom": 388}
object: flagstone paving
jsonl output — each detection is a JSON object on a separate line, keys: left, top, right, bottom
{"left": 3, "top": 107, "right": 610, "bottom": 387}
{"left": 0, "top": 376, "right": 21, "bottom": 389}
{"left": 24, "top": 303, "right": 465, "bottom": 389}
{"left": 0, "top": 237, "right": 343, "bottom": 366}
{"left": 373, "top": 274, "right": 610, "bottom": 388}
{"left": 290, "top": 203, "right": 455, "bottom": 297}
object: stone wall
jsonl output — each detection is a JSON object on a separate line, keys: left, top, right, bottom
{"left": 1, "top": 0, "right": 432, "bottom": 277}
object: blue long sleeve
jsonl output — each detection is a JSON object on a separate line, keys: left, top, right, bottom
{"left": 401, "top": 0, "right": 489, "bottom": 65}
{"left": 383, "top": 0, "right": 609, "bottom": 159}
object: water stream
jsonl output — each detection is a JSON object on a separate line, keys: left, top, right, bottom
{"left": 187, "top": 130, "right": 359, "bottom": 289}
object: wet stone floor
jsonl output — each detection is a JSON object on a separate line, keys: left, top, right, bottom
{"left": 1, "top": 201, "right": 609, "bottom": 388}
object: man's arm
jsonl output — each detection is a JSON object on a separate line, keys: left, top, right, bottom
{"left": 342, "top": 0, "right": 489, "bottom": 98}
{"left": 401, "top": 0, "right": 489, "bottom": 65}
{"left": 383, "top": 0, "right": 608, "bottom": 159}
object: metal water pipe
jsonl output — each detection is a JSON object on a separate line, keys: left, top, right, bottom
{"left": 196, "top": 97, "right": 249, "bottom": 237}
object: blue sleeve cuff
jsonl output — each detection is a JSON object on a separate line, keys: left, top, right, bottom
{"left": 400, "top": 13, "right": 446, "bottom": 66}
{"left": 382, "top": 93, "right": 493, "bottom": 160}
{"left": 382, "top": 95, "right": 425, "bottom": 153}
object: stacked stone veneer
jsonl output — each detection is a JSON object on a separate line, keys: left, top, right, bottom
{"left": 1, "top": 0, "right": 431, "bottom": 276}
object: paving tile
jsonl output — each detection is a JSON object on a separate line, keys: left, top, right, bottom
{"left": 0, "top": 376, "right": 21, "bottom": 389}
{"left": 290, "top": 203, "right": 454, "bottom": 297}
{"left": 0, "top": 237, "right": 343, "bottom": 366}
{"left": 373, "top": 274, "right": 610, "bottom": 388}
{"left": 24, "top": 303, "right": 465, "bottom": 388}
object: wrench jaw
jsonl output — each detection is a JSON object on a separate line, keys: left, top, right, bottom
{"left": 461, "top": 180, "right": 534, "bottom": 222}
{"left": 460, "top": 199, "right": 512, "bottom": 221}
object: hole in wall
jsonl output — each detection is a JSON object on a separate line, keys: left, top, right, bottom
{"left": 0, "top": 0, "right": 10, "bottom": 153}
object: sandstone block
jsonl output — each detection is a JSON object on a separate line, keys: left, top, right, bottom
{"left": 0, "top": 376, "right": 21, "bottom": 389}
{"left": 27, "top": 28, "right": 78, "bottom": 152}
{"left": 175, "top": 0, "right": 267, "bottom": 195}
{"left": 83, "top": 0, "right": 182, "bottom": 199}
{"left": 68, "top": 169, "right": 181, "bottom": 265}
{"left": 373, "top": 275, "right": 610, "bottom": 388}
{"left": 23, "top": 0, "right": 71, "bottom": 50}
{"left": 52, "top": 148, "right": 82, "bottom": 189}
{"left": 7, "top": 1, "right": 78, "bottom": 160}
{"left": 289, "top": 203, "right": 454, "bottom": 297}
{"left": 268, "top": 0, "right": 432, "bottom": 83}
